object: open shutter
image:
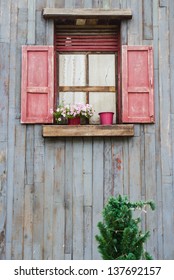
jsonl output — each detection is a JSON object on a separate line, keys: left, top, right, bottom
{"left": 122, "top": 45, "right": 154, "bottom": 123}
{"left": 21, "top": 46, "right": 54, "bottom": 123}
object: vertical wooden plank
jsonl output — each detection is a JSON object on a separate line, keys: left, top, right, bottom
{"left": 27, "top": 0, "right": 36, "bottom": 44}
{"left": 11, "top": 0, "right": 28, "bottom": 259}
{"left": 23, "top": 1, "right": 36, "bottom": 259}
{"left": 169, "top": 0, "right": 174, "bottom": 114}
{"left": 16, "top": 7, "right": 28, "bottom": 119}
{"left": 64, "top": 139, "right": 73, "bottom": 259}
{"left": 103, "top": 0, "right": 111, "bottom": 8}
{"left": 0, "top": 144, "right": 7, "bottom": 259}
{"left": 122, "top": 139, "right": 129, "bottom": 196}
{"left": 0, "top": 0, "right": 11, "bottom": 43}
{"left": 32, "top": 127, "right": 44, "bottom": 259}
{"left": 143, "top": 0, "right": 153, "bottom": 40}
{"left": 112, "top": 139, "right": 124, "bottom": 197}
{"left": 44, "top": 139, "right": 54, "bottom": 259}
{"left": 129, "top": 137, "right": 141, "bottom": 202}
{"left": 72, "top": 139, "right": 84, "bottom": 259}
{"left": 36, "top": 0, "right": 46, "bottom": 45}
{"left": 55, "top": 0, "right": 65, "bottom": 8}
{"left": 159, "top": 0, "right": 168, "bottom": 7}
{"left": 83, "top": 138, "right": 93, "bottom": 259}
{"left": 92, "top": 0, "right": 103, "bottom": 8}
{"left": 128, "top": 0, "right": 142, "bottom": 44}
{"left": 84, "top": 0, "right": 92, "bottom": 8}
{"left": 12, "top": 125, "right": 26, "bottom": 259}
{"left": 159, "top": 5, "right": 173, "bottom": 259}
{"left": 153, "top": 0, "right": 163, "bottom": 260}
{"left": 120, "top": 0, "right": 128, "bottom": 46}
{"left": 103, "top": 138, "right": 113, "bottom": 203}
{"left": 23, "top": 184, "right": 33, "bottom": 259}
{"left": 46, "top": 0, "right": 54, "bottom": 45}
{"left": 92, "top": 139, "right": 104, "bottom": 259}
{"left": 111, "top": 0, "right": 120, "bottom": 8}
{"left": 5, "top": 0, "right": 18, "bottom": 259}
{"left": 144, "top": 132, "right": 158, "bottom": 259}
{"left": 0, "top": 37, "right": 10, "bottom": 260}
{"left": 65, "top": 0, "right": 74, "bottom": 8}
{"left": 53, "top": 141, "right": 65, "bottom": 259}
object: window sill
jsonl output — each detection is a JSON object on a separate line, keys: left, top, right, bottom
{"left": 42, "top": 124, "right": 134, "bottom": 137}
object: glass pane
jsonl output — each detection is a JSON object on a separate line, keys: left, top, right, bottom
{"left": 59, "top": 92, "right": 86, "bottom": 105}
{"left": 89, "top": 54, "right": 115, "bottom": 86}
{"left": 89, "top": 92, "right": 116, "bottom": 124}
{"left": 59, "top": 54, "right": 86, "bottom": 86}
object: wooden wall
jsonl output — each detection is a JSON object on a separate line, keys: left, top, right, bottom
{"left": 0, "top": 0, "right": 174, "bottom": 259}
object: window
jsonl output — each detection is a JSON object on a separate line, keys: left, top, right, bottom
{"left": 55, "top": 24, "right": 120, "bottom": 124}
{"left": 21, "top": 12, "right": 154, "bottom": 126}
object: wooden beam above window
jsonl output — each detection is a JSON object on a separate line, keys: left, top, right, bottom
{"left": 42, "top": 8, "right": 132, "bottom": 20}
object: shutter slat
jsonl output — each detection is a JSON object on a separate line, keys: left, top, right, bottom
{"left": 55, "top": 29, "right": 120, "bottom": 52}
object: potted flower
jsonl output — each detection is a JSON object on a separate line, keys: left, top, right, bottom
{"left": 53, "top": 103, "right": 94, "bottom": 125}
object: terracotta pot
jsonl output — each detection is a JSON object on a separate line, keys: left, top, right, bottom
{"left": 68, "top": 117, "right": 81, "bottom": 125}
{"left": 99, "top": 112, "right": 114, "bottom": 125}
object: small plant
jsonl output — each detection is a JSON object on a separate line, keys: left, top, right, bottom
{"left": 53, "top": 103, "right": 94, "bottom": 123}
{"left": 95, "top": 195, "right": 155, "bottom": 260}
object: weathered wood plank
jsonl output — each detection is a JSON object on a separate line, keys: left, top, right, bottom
{"left": 42, "top": 125, "right": 134, "bottom": 137}
{"left": 84, "top": 0, "right": 92, "bottom": 8}
{"left": 44, "top": 140, "right": 54, "bottom": 259}
{"left": 43, "top": 8, "right": 133, "bottom": 19}
{"left": 5, "top": 0, "right": 18, "bottom": 259}
{"left": 32, "top": 127, "right": 44, "bottom": 259}
{"left": 84, "top": 206, "right": 92, "bottom": 259}
{"left": 0, "top": 0, "right": 11, "bottom": 43}
{"left": 144, "top": 132, "right": 157, "bottom": 258}
{"left": 55, "top": 0, "right": 65, "bottom": 8}
{"left": 27, "top": 0, "right": 36, "bottom": 44}
{"left": 0, "top": 46, "right": 9, "bottom": 213}
{"left": 128, "top": 0, "right": 142, "bottom": 44}
{"left": 143, "top": 0, "right": 153, "bottom": 40}
{"left": 59, "top": 86, "right": 116, "bottom": 92}
{"left": 12, "top": 125, "right": 26, "bottom": 259}
{"left": 112, "top": 139, "right": 124, "bottom": 197}
{"left": 23, "top": 184, "right": 33, "bottom": 259}
{"left": 72, "top": 139, "right": 84, "bottom": 259}
{"left": 159, "top": 0, "right": 168, "bottom": 7}
{"left": 83, "top": 138, "right": 93, "bottom": 206}
{"left": 53, "top": 141, "right": 65, "bottom": 259}
{"left": 92, "top": 138, "right": 104, "bottom": 259}
{"left": 103, "top": 138, "right": 113, "bottom": 203}
{"left": 64, "top": 139, "right": 73, "bottom": 258}
{"left": 159, "top": 5, "right": 173, "bottom": 259}
{"left": 0, "top": 144, "right": 7, "bottom": 259}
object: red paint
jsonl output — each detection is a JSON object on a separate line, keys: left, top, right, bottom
{"left": 122, "top": 46, "right": 154, "bottom": 123}
{"left": 55, "top": 35, "right": 119, "bottom": 52}
{"left": 99, "top": 112, "right": 114, "bottom": 125}
{"left": 68, "top": 117, "right": 80, "bottom": 125}
{"left": 21, "top": 46, "right": 54, "bottom": 123}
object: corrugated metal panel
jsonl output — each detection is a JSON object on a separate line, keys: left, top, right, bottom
{"left": 55, "top": 26, "right": 120, "bottom": 52}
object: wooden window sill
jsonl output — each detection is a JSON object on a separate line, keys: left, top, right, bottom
{"left": 42, "top": 124, "right": 134, "bottom": 137}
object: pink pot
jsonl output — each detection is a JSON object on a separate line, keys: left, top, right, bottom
{"left": 68, "top": 117, "right": 80, "bottom": 125}
{"left": 99, "top": 112, "right": 114, "bottom": 125}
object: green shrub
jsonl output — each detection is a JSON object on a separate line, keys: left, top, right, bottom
{"left": 95, "top": 195, "right": 155, "bottom": 260}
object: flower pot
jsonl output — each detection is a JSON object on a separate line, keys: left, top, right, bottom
{"left": 68, "top": 117, "right": 81, "bottom": 125}
{"left": 80, "top": 117, "right": 89, "bottom": 125}
{"left": 99, "top": 112, "right": 114, "bottom": 125}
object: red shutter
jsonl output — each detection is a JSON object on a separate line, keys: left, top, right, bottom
{"left": 122, "top": 45, "right": 154, "bottom": 123}
{"left": 21, "top": 46, "right": 54, "bottom": 123}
